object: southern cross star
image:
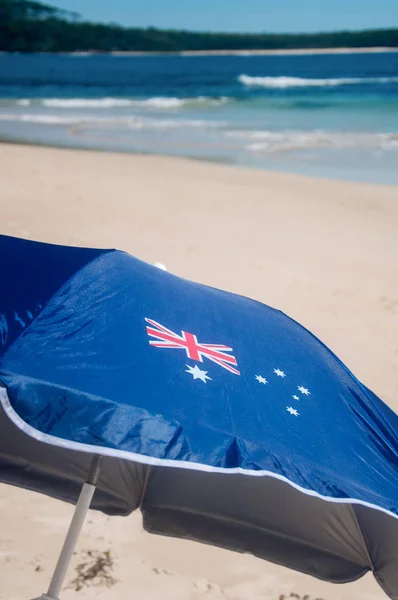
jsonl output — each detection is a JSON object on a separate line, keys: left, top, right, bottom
{"left": 292, "top": 395, "right": 300, "bottom": 400}
{"left": 255, "top": 375, "right": 268, "bottom": 384}
{"left": 273, "top": 368, "right": 286, "bottom": 378}
{"left": 185, "top": 364, "right": 212, "bottom": 383}
{"left": 286, "top": 406, "right": 299, "bottom": 416}
{"left": 298, "top": 385, "right": 310, "bottom": 396}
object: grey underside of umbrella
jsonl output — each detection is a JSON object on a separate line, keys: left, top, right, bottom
{"left": 1, "top": 405, "right": 398, "bottom": 599}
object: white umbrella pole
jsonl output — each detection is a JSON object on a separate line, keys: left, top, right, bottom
{"left": 31, "top": 455, "right": 103, "bottom": 600}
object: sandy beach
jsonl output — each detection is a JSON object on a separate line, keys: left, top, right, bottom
{"left": 110, "top": 47, "right": 398, "bottom": 56}
{"left": 1, "top": 142, "right": 398, "bottom": 600}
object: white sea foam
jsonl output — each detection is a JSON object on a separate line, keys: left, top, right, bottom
{"left": 380, "top": 134, "right": 398, "bottom": 149}
{"left": 16, "top": 99, "right": 31, "bottom": 106}
{"left": 135, "top": 97, "right": 185, "bottom": 108}
{"left": 238, "top": 74, "right": 398, "bottom": 88}
{"left": 0, "top": 114, "right": 88, "bottom": 124}
{"left": 0, "top": 113, "right": 130, "bottom": 125}
{"left": 134, "top": 96, "right": 227, "bottom": 108}
{"left": 41, "top": 98, "right": 134, "bottom": 108}
{"left": 0, "top": 112, "right": 226, "bottom": 130}
{"left": 38, "top": 96, "right": 228, "bottom": 109}
{"left": 230, "top": 129, "right": 398, "bottom": 152}
{"left": 2, "top": 110, "right": 396, "bottom": 153}
{"left": 126, "top": 117, "right": 226, "bottom": 130}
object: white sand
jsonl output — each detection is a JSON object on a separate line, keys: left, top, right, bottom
{"left": 0, "top": 143, "right": 397, "bottom": 600}
{"left": 111, "top": 47, "right": 398, "bottom": 56}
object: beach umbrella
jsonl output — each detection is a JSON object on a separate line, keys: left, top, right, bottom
{"left": 1, "top": 233, "right": 398, "bottom": 600}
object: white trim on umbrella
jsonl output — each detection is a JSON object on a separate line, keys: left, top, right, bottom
{"left": 1, "top": 386, "right": 397, "bottom": 521}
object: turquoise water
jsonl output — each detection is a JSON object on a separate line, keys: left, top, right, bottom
{"left": 0, "top": 52, "right": 397, "bottom": 182}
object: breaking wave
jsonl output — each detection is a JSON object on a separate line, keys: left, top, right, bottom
{"left": 42, "top": 98, "right": 134, "bottom": 108}
{"left": 238, "top": 74, "right": 398, "bottom": 88}
{"left": 38, "top": 96, "right": 228, "bottom": 109}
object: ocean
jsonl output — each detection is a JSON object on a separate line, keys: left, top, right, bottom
{"left": 0, "top": 51, "right": 397, "bottom": 183}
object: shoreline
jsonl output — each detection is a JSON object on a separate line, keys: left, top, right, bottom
{"left": 95, "top": 46, "right": 398, "bottom": 56}
{"left": 2, "top": 46, "right": 398, "bottom": 57}
{"left": 177, "top": 46, "right": 398, "bottom": 56}
{"left": 1, "top": 138, "right": 397, "bottom": 187}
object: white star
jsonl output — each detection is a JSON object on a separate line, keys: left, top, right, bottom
{"left": 255, "top": 375, "right": 268, "bottom": 384}
{"left": 273, "top": 368, "right": 286, "bottom": 378}
{"left": 292, "top": 395, "right": 300, "bottom": 401}
{"left": 298, "top": 385, "right": 310, "bottom": 396}
{"left": 286, "top": 406, "right": 299, "bottom": 416}
{"left": 185, "top": 364, "right": 211, "bottom": 383}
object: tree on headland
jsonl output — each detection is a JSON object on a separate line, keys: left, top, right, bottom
{"left": 0, "top": 0, "right": 78, "bottom": 21}
{"left": 0, "top": 0, "right": 397, "bottom": 52}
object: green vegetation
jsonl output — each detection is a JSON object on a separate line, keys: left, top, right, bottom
{"left": 1, "top": 0, "right": 398, "bottom": 53}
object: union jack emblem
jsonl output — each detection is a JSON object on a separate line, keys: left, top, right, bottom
{"left": 145, "top": 318, "right": 240, "bottom": 375}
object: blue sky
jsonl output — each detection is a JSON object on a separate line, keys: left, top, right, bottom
{"left": 48, "top": 0, "right": 398, "bottom": 33}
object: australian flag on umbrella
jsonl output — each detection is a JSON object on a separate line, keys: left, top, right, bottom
{"left": 1, "top": 233, "right": 398, "bottom": 520}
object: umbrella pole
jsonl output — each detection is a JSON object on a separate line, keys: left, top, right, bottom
{"left": 32, "top": 455, "right": 103, "bottom": 600}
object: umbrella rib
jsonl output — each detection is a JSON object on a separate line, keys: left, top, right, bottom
{"left": 348, "top": 504, "right": 376, "bottom": 572}
{"left": 139, "top": 464, "right": 152, "bottom": 508}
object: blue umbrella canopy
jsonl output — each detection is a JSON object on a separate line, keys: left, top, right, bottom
{"left": 1, "top": 233, "right": 398, "bottom": 598}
